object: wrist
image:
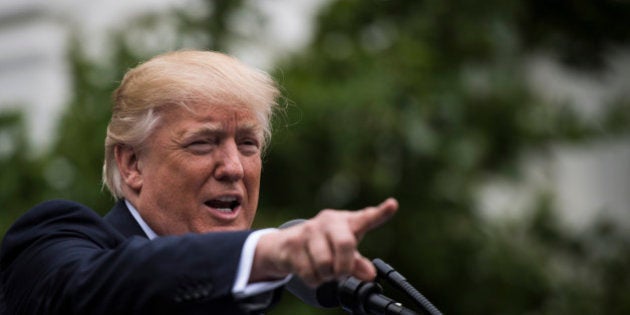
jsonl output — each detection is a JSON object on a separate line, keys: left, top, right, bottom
{"left": 249, "top": 231, "right": 290, "bottom": 283}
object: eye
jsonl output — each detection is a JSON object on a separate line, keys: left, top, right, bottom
{"left": 238, "top": 138, "right": 260, "bottom": 154}
{"left": 186, "top": 138, "right": 216, "bottom": 154}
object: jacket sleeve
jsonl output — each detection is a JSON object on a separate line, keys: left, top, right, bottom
{"left": 0, "top": 200, "right": 255, "bottom": 315}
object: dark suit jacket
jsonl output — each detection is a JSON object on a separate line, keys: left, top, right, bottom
{"left": 0, "top": 199, "right": 279, "bottom": 314}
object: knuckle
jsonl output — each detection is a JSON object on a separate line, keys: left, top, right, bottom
{"left": 315, "top": 256, "right": 334, "bottom": 269}
{"left": 336, "top": 236, "right": 357, "bottom": 251}
{"left": 316, "top": 209, "right": 335, "bottom": 220}
{"left": 316, "top": 208, "right": 350, "bottom": 221}
{"left": 285, "top": 236, "right": 301, "bottom": 250}
{"left": 284, "top": 230, "right": 306, "bottom": 249}
{"left": 300, "top": 221, "right": 317, "bottom": 235}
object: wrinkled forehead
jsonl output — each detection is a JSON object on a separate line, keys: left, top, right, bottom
{"left": 161, "top": 100, "right": 265, "bottom": 134}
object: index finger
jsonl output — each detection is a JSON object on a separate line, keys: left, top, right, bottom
{"left": 349, "top": 198, "right": 398, "bottom": 239}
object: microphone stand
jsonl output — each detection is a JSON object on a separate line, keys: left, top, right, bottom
{"left": 335, "top": 258, "right": 443, "bottom": 315}
{"left": 373, "top": 259, "right": 443, "bottom": 315}
{"left": 338, "top": 277, "right": 420, "bottom": 315}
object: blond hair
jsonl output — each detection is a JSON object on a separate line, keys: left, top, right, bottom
{"left": 103, "top": 50, "right": 280, "bottom": 199}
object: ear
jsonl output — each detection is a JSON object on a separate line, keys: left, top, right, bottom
{"left": 114, "top": 144, "right": 143, "bottom": 191}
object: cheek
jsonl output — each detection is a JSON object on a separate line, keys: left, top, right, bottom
{"left": 145, "top": 157, "right": 207, "bottom": 200}
{"left": 245, "top": 158, "right": 262, "bottom": 184}
{"left": 173, "top": 154, "right": 214, "bottom": 179}
{"left": 244, "top": 158, "right": 262, "bottom": 198}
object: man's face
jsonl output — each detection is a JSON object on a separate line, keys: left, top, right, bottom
{"left": 132, "top": 102, "right": 263, "bottom": 235}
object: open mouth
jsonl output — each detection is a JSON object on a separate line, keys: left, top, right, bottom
{"left": 205, "top": 196, "right": 241, "bottom": 213}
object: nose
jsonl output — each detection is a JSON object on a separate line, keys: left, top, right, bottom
{"left": 213, "top": 140, "right": 244, "bottom": 182}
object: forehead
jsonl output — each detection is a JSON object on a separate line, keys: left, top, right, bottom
{"left": 161, "top": 102, "right": 262, "bottom": 132}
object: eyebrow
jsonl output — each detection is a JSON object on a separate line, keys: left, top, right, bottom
{"left": 237, "top": 121, "right": 264, "bottom": 136}
{"left": 178, "top": 124, "right": 221, "bottom": 140}
{"left": 178, "top": 122, "right": 263, "bottom": 141}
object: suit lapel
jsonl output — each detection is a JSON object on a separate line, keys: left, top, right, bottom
{"left": 103, "top": 199, "right": 148, "bottom": 238}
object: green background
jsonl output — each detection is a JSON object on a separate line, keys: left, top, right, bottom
{"left": 2, "top": 0, "right": 630, "bottom": 314}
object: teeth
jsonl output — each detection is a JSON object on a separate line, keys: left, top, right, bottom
{"left": 205, "top": 196, "right": 239, "bottom": 213}
{"left": 215, "top": 208, "right": 233, "bottom": 213}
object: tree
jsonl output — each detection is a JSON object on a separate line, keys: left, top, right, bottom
{"left": 261, "top": 0, "right": 630, "bottom": 314}
{"left": 0, "top": 111, "right": 47, "bottom": 236}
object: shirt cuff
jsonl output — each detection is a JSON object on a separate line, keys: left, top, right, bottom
{"left": 232, "top": 228, "right": 291, "bottom": 299}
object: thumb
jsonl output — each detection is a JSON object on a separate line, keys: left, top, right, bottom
{"left": 351, "top": 252, "right": 377, "bottom": 282}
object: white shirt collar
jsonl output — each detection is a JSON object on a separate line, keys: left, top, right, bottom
{"left": 124, "top": 199, "right": 158, "bottom": 240}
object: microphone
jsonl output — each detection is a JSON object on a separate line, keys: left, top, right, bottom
{"left": 278, "top": 219, "right": 420, "bottom": 314}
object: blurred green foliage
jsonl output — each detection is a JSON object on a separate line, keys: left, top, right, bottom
{"left": 1, "top": 0, "right": 630, "bottom": 314}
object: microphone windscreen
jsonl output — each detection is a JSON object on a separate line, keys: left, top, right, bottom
{"left": 287, "top": 277, "right": 339, "bottom": 308}
{"left": 278, "top": 219, "right": 306, "bottom": 229}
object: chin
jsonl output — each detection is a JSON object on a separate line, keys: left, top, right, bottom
{"left": 202, "top": 222, "right": 249, "bottom": 232}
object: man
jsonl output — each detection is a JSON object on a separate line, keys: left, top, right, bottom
{"left": 0, "top": 50, "right": 398, "bottom": 314}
